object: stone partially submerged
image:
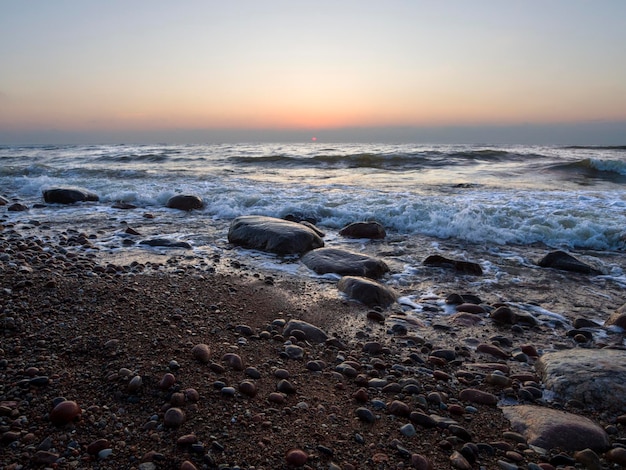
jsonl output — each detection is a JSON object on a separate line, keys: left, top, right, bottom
{"left": 502, "top": 405, "right": 609, "bottom": 452}
{"left": 537, "top": 250, "right": 600, "bottom": 274}
{"left": 339, "top": 221, "right": 386, "bottom": 239}
{"left": 228, "top": 215, "right": 324, "bottom": 255}
{"left": 43, "top": 187, "right": 99, "bottom": 204}
{"left": 536, "top": 348, "right": 626, "bottom": 413}
{"left": 301, "top": 247, "right": 389, "bottom": 279}
{"left": 337, "top": 276, "right": 396, "bottom": 308}
{"left": 166, "top": 194, "right": 204, "bottom": 211}
{"left": 423, "top": 254, "right": 483, "bottom": 275}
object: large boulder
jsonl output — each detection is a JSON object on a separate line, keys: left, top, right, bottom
{"left": 337, "top": 276, "right": 396, "bottom": 308}
{"left": 339, "top": 221, "right": 386, "bottom": 239}
{"left": 502, "top": 405, "right": 609, "bottom": 452}
{"left": 537, "top": 250, "right": 600, "bottom": 274}
{"left": 536, "top": 348, "right": 626, "bottom": 413}
{"left": 228, "top": 215, "right": 324, "bottom": 255}
{"left": 43, "top": 187, "right": 99, "bottom": 204}
{"left": 301, "top": 248, "right": 389, "bottom": 279}
{"left": 166, "top": 194, "right": 204, "bottom": 211}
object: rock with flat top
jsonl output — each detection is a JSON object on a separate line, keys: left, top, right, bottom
{"left": 301, "top": 247, "right": 389, "bottom": 279}
{"left": 536, "top": 348, "right": 626, "bottom": 413}
{"left": 502, "top": 405, "right": 609, "bottom": 452}
{"left": 228, "top": 215, "right": 324, "bottom": 255}
{"left": 537, "top": 250, "right": 600, "bottom": 274}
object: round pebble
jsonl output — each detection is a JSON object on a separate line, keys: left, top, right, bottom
{"left": 191, "top": 343, "right": 211, "bottom": 363}
{"left": 49, "top": 400, "right": 81, "bottom": 426}
{"left": 355, "top": 407, "right": 376, "bottom": 423}
{"left": 239, "top": 380, "right": 257, "bottom": 397}
{"left": 222, "top": 352, "right": 244, "bottom": 370}
{"left": 285, "top": 448, "right": 308, "bottom": 466}
{"left": 159, "top": 373, "right": 176, "bottom": 389}
{"left": 163, "top": 407, "right": 185, "bottom": 428}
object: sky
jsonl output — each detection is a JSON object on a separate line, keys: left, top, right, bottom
{"left": 1, "top": 0, "right": 625, "bottom": 144}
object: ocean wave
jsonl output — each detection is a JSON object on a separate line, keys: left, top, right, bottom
{"left": 563, "top": 145, "right": 626, "bottom": 150}
{"left": 227, "top": 149, "right": 544, "bottom": 170}
{"left": 548, "top": 158, "right": 626, "bottom": 179}
{"left": 94, "top": 153, "right": 170, "bottom": 163}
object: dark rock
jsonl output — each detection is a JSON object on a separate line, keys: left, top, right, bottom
{"left": 112, "top": 201, "right": 137, "bottom": 209}
{"left": 458, "top": 388, "right": 498, "bottom": 406}
{"left": 537, "top": 250, "right": 600, "bottom": 274}
{"left": 166, "top": 194, "right": 204, "bottom": 211}
{"left": 163, "top": 407, "right": 185, "bottom": 427}
{"left": 337, "top": 276, "right": 396, "bottom": 307}
{"left": 301, "top": 247, "right": 389, "bottom": 279}
{"left": 424, "top": 255, "right": 483, "bottom": 275}
{"left": 43, "top": 187, "right": 99, "bottom": 204}
{"left": 8, "top": 203, "right": 28, "bottom": 211}
{"left": 228, "top": 215, "right": 324, "bottom": 255}
{"left": 191, "top": 343, "right": 211, "bottom": 363}
{"left": 605, "top": 303, "right": 626, "bottom": 329}
{"left": 339, "top": 221, "right": 386, "bottom": 239}
{"left": 355, "top": 407, "right": 376, "bottom": 423}
{"left": 285, "top": 448, "right": 308, "bottom": 466}
{"left": 49, "top": 400, "right": 81, "bottom": 426}
{"left": 283, "top": 319, "right": 328, "bottom": 343}
{"left": 502, "top": 405, "right": 609, "bottom": 452}
{"left": 139, "top": 238, "right": 192, "bottom": 249}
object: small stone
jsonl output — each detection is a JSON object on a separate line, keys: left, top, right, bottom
{"left": 606, "top": 447, "right": 626, "bottom": 466}
{"left": 355, "top": 407, "right": 376, "bottom": 423}
{"left": 127, "top": 375, "right": 143, "bottom": 393}
{"left": 285, "top": 344, "right": 304, "bottom": 360}
{"left": 191, "top": 343, "right": 211, "bottom": 363}
{"left": 459, "top": 388, "right": 498, "bottom": 406}
{"left": 388, "top": 400, "right": 410, "bottom": 417}
{"left": 449, "top": 450, "right": 472, "bottom": 469}
{"left": 222, "top": 352, "right": 244, "bottom": 370}
{"left": 411, "top": 453, "right": 433, "bottom": 470}
{"left": 277, "top": 379, "right": 296, "bottom": 394}
{"left": 574, "top": 448, "right": 601, "bottom": 470}
{"left": 268, "top": 392, "right": 286, "bottom": 404}
{"left": 239, "top": 380, "right": 257, "bottom": 397}
{"left": 159, "top": 373, "right": 176, "bottom": 389}
{"left": 400, "top": 423, "right": 416, "bottom": 437}
{"left": 32, "top": 450, "right": 59, "bottom": 465}
{"left": 87, "top": 438, "right": 110, "bottom": 455}
{"left": 163, "top": 407, "right": 185, "bottom": 428}
{"left": 177, "top": 434, "right": 198, "bottom": 446}
{"left": 49, "top": 400, "right": 81, "bottom": 426}
{"left": 285, "top": 448, "right": 308, "bottom": 466}
{"left": 180, "top": 460, "right": 199, "bottom": 470}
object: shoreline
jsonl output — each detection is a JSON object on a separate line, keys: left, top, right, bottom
{"left": 2, "top": 221, "right": 626, "bottom": 469}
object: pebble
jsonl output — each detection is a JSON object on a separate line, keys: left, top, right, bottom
{"left": 497, "top": 461, "right": 518, "bottom": 470}
{"left": 574, "top": 448, "right": 602, "bottom": 470}
{"left": 180, "top": 461, "right": 198, "bottom": 470}
{"left": 285, "top": 344, "right": 304, "bottom": 359}
{"left": 238, "top": 380, "right": 257, "bottom": 397}
{"left": 605, "top": 447, "right": 626, "bottom": 466}
{"left": 285, "top": 448, "right": 308, "bottom": 466}
{"left": 87, "top": 438, "right": 110, "bottom": 455}
{"left": 449, "top": 450, "right": 472, "bottom": 469}
{"left": 355, "top": 407, "right": 376, "bottom": 423}
{"left": 411, "top": 453, "right": 433, "bottom": 470}
{"left": 191, "top": 343, "right": 211, "bottom": 363}
{"left": 400, "top": 423, "right": 416, "bottom": 437}
{"left": 245, "top": 366, "right": 261, "bottom": 379}
{"left": 163, "top": 407, "right": 185, "bottom": 427}
{"left": 277, "top": 379, "right": 296, "bottom": 394}
{"left": 459, "top": 388, "right": 498, "bottom": 405}
{"left": 388, "top": 400, "right": 410, "bottom": 417}
{"left": 222, "top": 352, "right": 244, "bottom": 370}
{"left": 49, "top": 400, "right": 81, "bottom": 426}
{"left": 127, "top": 375, "right": 143, "bottom": 393}
{"left": 159, "top": 373, "right": 176, "bottom": 389}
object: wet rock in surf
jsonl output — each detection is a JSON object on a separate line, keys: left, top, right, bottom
{"left": 301, "top": 247, "right": 389, "bottom": 279}
{"left": 337, "top": 276, "right": 396, "bottom": 307}
{"left": 166, "top": 194, "right": 204, "bottom": 211}
{"left": 43, "top": 187, "right": 99, "bottom": 204}
{"left": 283, "top": 319, "right": 328, "bottom": 344}
{"left": 423, "top": 254, "right": 483, "bottom": 275}
{"left": 139, "top": 238, "right": 192, "bottom": 249}
{"left": 502, "top": 405, "right": 609, "bottom": 452}
{"left": 227, "top": 215, "right": 324, "bottom": 255}
{"left": 536, "top": 348, "right": 626, "bottom": 413}
{"left": 339, "top": 221, "right": 386, "bottom": 239}
{"left": 537, "top": 250, "right": 600, "bottom": 274}
{"left": 0, "top": 195, "right": 8, "bottom": 205}
{"left": 8, "top": 202, "right": 28, "bottom": 211}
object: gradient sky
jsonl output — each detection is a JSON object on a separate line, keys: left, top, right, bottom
{"left": 1, "top": 0, "right": 625, "bottom": 144}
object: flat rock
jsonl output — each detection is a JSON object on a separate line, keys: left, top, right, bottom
{"left": 43, "top": 187, "right": 99, "bottom": 204}
{"left": 139, "top": 238, "right": 192, "bottom": 249}
{"left": 502, "top": 405, "right": 609, "bottom": 452}
{"left": 166, "top": 194, "right": 204, "bottom": 211}
{"left": 337, "top": 276, "right": 396, "bottom": 307}
{"left": 301, "top": 247, "right": 389, "bottom": 279}
{"left": 228, "top": 215, "right": 324, "bottom": 255}
{"left": 283, "top": 319, "right": 328, "bottom": 343}
{"left": 339, "top": 221, "right": 386, "bottom": 239}
{"left": 536, "top": 349, "right": 626, "bottom": 413}
{"left": 423, "top": 254, "right": 483, "bottom": 275}
{"left": 537, "top": 250, "right": 600, "bottom": 274}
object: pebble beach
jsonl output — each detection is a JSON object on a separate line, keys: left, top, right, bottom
{"left": 3, "top": 204, "right": 626, "bottom": 469}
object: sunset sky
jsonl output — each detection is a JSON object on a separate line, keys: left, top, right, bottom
{"left": 1, "top": 0, "right": 625, "bottom": 144}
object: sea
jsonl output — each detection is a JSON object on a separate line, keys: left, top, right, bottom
{"left": 2, "top": 142, "right": 626, "bottom": 302}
